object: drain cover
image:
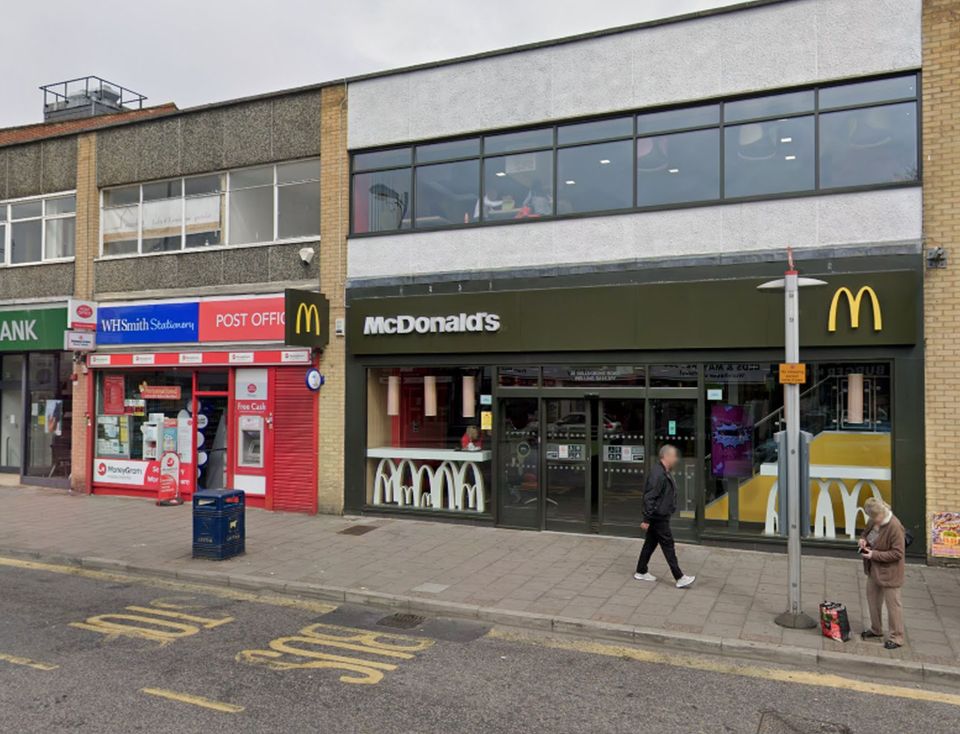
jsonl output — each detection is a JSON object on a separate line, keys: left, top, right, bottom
{"left": 337, "top": 524, "right": 378, "bottom": 536}
{"left": 377, "top": 613, "right": 425, "bottom": 630}
{"left": 758, "top": 712, "right": 851, "bottom": 734}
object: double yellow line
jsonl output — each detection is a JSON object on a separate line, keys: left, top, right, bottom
{"left": 487, "top": 628, "right": 960, "bottom": 708}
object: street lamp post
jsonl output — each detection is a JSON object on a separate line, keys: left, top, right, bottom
{"left": 758, "top": 249, "right": 825, "bottom": 630}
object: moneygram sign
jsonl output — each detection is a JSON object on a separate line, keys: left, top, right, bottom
{"left": 363, "top": 312, "right": 501, "bottom": 336}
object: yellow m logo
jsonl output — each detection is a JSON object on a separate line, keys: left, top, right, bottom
{"left": 827, "top": 287, "right": 882, "bottom": 333}
{"left": 295, "top": 303, "right": 321, "bottom": 336}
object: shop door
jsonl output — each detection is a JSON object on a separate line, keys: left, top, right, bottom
{"left": 543, "top": 398, "right": 591, "bottom": 532}
{"left": 0, "top": 355, "right": 23, "bottom": 473}
{"left": 598, "top": 397, "right": 647, "bottom": 531}
{"left": 497, "top": 397, "right": 541, "bottom": 529}
{"left": 649, "top": 397, "right": 699, "bottom": 537}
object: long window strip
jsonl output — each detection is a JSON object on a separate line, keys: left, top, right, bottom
{"left": 100, "top": 159, "right": 320, "bottom": 256}
{"left": 351, "top": 74, "right": 919, "bottom": 234}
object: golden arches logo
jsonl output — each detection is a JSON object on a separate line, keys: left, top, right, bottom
{"left": 827, "top": 286, "right": 882, "bottom": 333}
{"left": 295, "top": 303, "right": 321, "bottom": 336}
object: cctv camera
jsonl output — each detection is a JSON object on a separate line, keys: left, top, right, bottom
{"left": 298, "top": 247, "right": 315, "bottom": 265}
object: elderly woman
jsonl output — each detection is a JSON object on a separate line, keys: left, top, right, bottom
{"left": 859, "top": 497, "right": 906, "bottom": 649}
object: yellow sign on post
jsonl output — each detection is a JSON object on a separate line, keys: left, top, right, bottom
{"left": 779, "top": 363, "right": 807, "bottom": 385}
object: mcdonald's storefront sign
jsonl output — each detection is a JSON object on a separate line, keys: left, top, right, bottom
{"left": 285, "top": 289, "right": 330, "bottom": 349}
{"left": 828, "top": 286, "right": 882, "bottom": 333}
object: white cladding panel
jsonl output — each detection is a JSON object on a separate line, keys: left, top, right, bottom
{"left": 347, "top": 0, "right": 921, "bottom": 149}
{"left": 347, "top": 189, "right": 922, "bottom": 280}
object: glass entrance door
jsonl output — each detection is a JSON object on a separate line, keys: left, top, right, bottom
{"left": 598, "top": 397, "right": 647, "bottom": 530}
{"left": 0, "top": 355, "right": 23, "bottom": 472}
{"left": 544, "top": 398, "right": 591, "bottom": 532}
{"left": 650, "top": 397, "right": 699, "bottom": 534}
{"left": 498, "top": 397, "right": 540, "bottom": 528}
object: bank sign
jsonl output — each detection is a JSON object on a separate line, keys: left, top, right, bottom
{"left": 0, "top": 307, "right": 68, "bottom": 352}
{"left": 97, "top": 296, "right": 286, "bottom": 346}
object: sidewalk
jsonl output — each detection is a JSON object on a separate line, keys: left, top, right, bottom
{"left": 3, "top": 485, "right": 959, "bottom": 681}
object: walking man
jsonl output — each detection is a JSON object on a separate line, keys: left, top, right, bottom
{"left": 634, "top": 444, "right": 696, "bottom": 589}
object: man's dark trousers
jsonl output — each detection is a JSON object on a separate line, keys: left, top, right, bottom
{"left": 636, "top": 517, "right": 683, "bottom": 581}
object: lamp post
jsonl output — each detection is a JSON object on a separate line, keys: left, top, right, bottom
{"left": 758, "top": 249, "right": 825, "bottom": 629}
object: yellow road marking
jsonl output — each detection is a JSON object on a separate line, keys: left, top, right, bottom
{"left": 141, "top": 688, "right": 244, "bottom": 714}
{"left": 0, "top": 555, "right": 336, "bottom": 614}
{"left": 238, "top": 622, "right": 435, "bottom": 685}
{"left": 0, "top": 652, "right": 58, "bottom": 671}
{"left": 487, "top": 628, "right": 960, "bottom": 709}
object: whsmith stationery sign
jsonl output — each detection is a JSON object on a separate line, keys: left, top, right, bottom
{"left": 0, "top": 307, "right": 68, "bottom": 352}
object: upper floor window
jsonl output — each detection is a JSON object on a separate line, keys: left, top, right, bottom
{"left": 0, "top": 193, "right": 76, "bottom": 266}
{"left": 350, "top": 74, "right": 919, "bottom": 236}
{"left": 101, "top": 158, "right": 320, "bottom": 257}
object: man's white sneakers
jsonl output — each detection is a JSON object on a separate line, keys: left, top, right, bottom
{"left": 633, "top": 572, "right": 657, "bottom": 582}
{"left": 676, "top": 575, "right": 696, "bottom": 589}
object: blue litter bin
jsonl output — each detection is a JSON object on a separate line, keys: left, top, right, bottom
{"left": 192, "top": 489, "right": 245, "bottom": 560}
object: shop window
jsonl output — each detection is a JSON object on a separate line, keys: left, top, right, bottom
{"left": 416, "top": 138, "right": 480, "bottom": 164}
{"left": 184, "top": 174, "right": 225, "bottom": 248}
{"left": 142, "top": 179, "right": 183, "bottom": 253}
{"left": 229, "top": 166, "right": 274, "bottom": 245}
{"left": 724, "top": 90, "right": 814, "bottom": 124}
{"left": 277, "top": 160, "right": 322, "bottom": 239}
{"left": 637, "top": 104, "right": 719, "bottom": 135}
{"left": 723, "top": 116, "right": 815, "bottom": 198}
{"left": 498, "top": 366, "right": 539, "bottom": 387}
{"left": 819, "top": 103, "right": 918, "bottom": 189}
{"left": 650, "top": 364, "right": 698, "bottom": 387}
{"left": 0, "top": 194, "right": 75, "bottom": 266}
{"left": 557, "top": 140, "right": 632, "bottom": 214}
{"left": 352, "top": 168, "right": 412, "bottom": 233}
{"left": 702, "top": 361, "right": 893, "bottom": 541}
{"left": 365, "top": 367, "right": 493, "bottom": 514}
{"left": 558, "top": 117, "right": 632, "bottom": 146}
{"left": 100, "top": 159, "right": 319, "bottom": 256}
{"left": 637, "top": 129, "right": 720, "bottom": 207}
{"left": 819, "top": 76, "right": 917, "bottom": 110}
{"left": 353, "top": 147, "right": 412, "bottom": 171}
{"left": 414, "top": 159, "right": 480, "bottom": 228}
{"left": 542, "top": 365, "right": 645, "bottom": 387}
{"left": 484, "top": 128, "right": 552, "bottom": 155}
{"left": 483, "top": 151, "right": 553, "bottom": 220}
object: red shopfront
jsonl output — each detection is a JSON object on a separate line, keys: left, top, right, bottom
{"left": 85, "top": 295, "right": 320, "bottom": 513}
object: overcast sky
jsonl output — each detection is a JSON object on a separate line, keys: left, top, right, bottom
{"left": 0, "top": 0, "right": 733, "bottom": 129}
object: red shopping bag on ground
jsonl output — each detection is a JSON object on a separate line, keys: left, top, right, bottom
{"left": 819, "top": 601, "right": 851, "bottom": 642}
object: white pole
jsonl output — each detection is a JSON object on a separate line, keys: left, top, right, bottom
{"left": 784, "top": 271, "right": 803, "bottom": 619}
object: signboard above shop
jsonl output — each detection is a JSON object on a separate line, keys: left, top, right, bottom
{"left": 0, "top": 306, "right": 68, "bottom": 352}
{"left": 347, "top": 267, "right": 921, "bottom": 356}
{"left": 96, "top": 296, "right": 286, "bottom": 346}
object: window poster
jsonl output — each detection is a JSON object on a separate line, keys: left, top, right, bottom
{"left": 103, "top": 374, "right": 126, "bottom": 415}
{"left": 44, "top": 400, "right": 63, "bottom": 436}
{"left": 710, "top": 404, "right": 753, "bottom": 479}
{"left": 931, "top": 512, "right": 960, "bottom": 558}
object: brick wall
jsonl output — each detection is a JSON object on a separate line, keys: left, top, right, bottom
{"left": 316, "top": 84, "right": 348, "bottom": 514}
{"left": 923, "top": 0, "right": 960, "bottom": 558}
{"left": 70, "top": 133, "right": 98, "bottom": 492}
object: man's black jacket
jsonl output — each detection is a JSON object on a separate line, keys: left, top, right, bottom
{"left": 643, "top": 461, "right": 677, "bottom": 522}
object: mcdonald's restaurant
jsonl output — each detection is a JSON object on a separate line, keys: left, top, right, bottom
{"left": 84, "top": 291, "right": 326, "bottom": 512}
{"left": 343, "top": 252, "right": 925, "bottom": 554}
